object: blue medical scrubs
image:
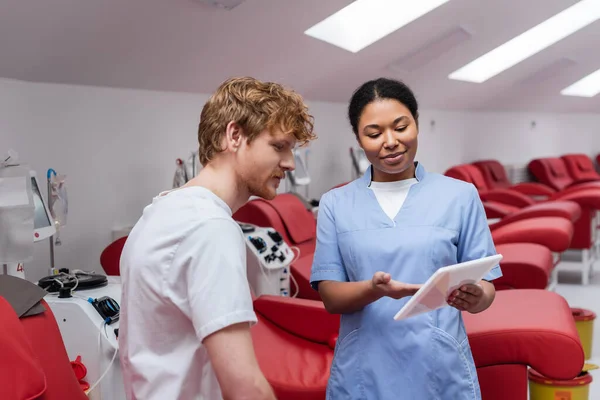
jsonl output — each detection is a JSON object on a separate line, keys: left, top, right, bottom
{"left": 310, "top": 162, "right": 502, "bottom": 400}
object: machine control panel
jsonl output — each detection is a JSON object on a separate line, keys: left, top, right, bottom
{"left": 238, "top": 222, "right": 294, "bottom": 296}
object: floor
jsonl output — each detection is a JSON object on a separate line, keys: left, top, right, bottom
{"left": 552, "top": 259, "right": 599, "bottom": 399}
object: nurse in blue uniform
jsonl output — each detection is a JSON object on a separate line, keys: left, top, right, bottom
{"left": 310, "top": 78, "right": 502, "bottom": 400}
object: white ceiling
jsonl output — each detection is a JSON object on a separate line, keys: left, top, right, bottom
{"left": 1, "top": 0, "right": 599, "bottom": 113}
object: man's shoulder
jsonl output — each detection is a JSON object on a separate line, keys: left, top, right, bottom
{"left": 125, "top": 190, "right": 239, "bottom": 255}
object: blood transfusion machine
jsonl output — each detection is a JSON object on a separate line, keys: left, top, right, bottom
{"left": 240, "top": 222, "right": 296, "bottom": 297}
{"left": 45, "top": 277, "right": 125, "bottom": 400}
{"left": 394, "top": 254, "right": 503, "bottom": 321}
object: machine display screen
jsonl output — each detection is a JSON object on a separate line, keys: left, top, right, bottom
{"left": 31, "top": 177, "right": 51, "bottom": 229}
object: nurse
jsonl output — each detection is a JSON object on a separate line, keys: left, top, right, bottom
{"left": 310, "top": 78, "right": 502, "bottom": 400}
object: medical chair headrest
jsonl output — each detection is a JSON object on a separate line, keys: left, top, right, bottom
{"left": 270, "top": 194, "right": 316, "bottom": 244}
{"left": 444, "top": 164, "right": 487, "bottom": 190}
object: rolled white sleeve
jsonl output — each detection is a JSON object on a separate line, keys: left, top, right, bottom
{"left": 173, "top": 218, "right": 257, "bottom": 342}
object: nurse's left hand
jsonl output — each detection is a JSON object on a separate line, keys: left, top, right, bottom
{"left": 447, "top": 283, "right": 485, "bottom": 312}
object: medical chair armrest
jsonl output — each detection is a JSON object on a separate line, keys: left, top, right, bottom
{"left": 479, "top": 189, "right": 535, "bottom": 208}
{"left": 494, "top": 243, "right": 554, "bottom": 290}
{"left": 483, "top": 201, "right": 519, "bottom": 219}
{"left": 508, "top": 182, "right": 555, "bottom": 197}
{"left": 550, "top": 188, "right": 600, "bottom": 209}
{"left": 491, "top": 201, "right": 581, "bottom": 226}
{"left": 568, "top": 178, "right": 600, "bottom": 186}
{"left": 463, "top": 290, "right": 584, "bottom": 380}
{"left": 490, "top": 217, "right": 573, "bottom": 253}
{"left": 253, "top": 296, "right": 340, "bottom": 346}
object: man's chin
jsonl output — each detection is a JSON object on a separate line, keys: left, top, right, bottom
{"left": 250, "top": 187, "right": 277, "bottom": 201}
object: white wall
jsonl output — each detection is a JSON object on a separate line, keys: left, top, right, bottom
{"left": 1, "top": 78, "right": 599, "bottom": 282}
{"left": 1, "top": 79, "right": 208, "bottom": 282}
{"left": 463, "top": 112, "right": 600, "bottom": 165}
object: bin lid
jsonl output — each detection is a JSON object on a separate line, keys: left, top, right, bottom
{"left": 528, "top": 368, "right": 593, "bottom": 387}
{"left": 571, "top": 308, "right": 596, "bottom": 322}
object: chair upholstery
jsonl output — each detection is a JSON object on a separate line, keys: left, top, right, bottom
{"left": 252, "top": 290, "right": 584, "bottom": 400}
{"left": 445, "top": 164, "right": 576, "bottom": 214}
{"left": 0, "top": 296, "right": 88, "bottom": 400}
{"left": 252, "top": 296, "right": 336, "bottom": 400}
{"left": 0, "top": 296, "right": 47, "bottom": 400}
{"left": 472, "top": 160, "right": 556, "bottom": 197}
{"left": 100, "top": 236, "right": 127, "bottom": 276}
{"left": 445, "top": 164, "right": 581, "bottom": 219}
{"left": 528, "top": 157, "right": 600, "bottom": 192}
{"left": 493, "top": 243, "right": 554, "bottom": 290}
{"left": 561, "top": 154, "right": 600, "bottom": 184}
{"left": 490, "top": 216, "right": 573, "bottom": 253}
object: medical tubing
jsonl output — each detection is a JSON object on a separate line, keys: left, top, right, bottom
{"left": 87, "top": 321, "right": 119, "bottom": 394}
{"left": 289, "top": 246, "right": 301, "bottom": 298}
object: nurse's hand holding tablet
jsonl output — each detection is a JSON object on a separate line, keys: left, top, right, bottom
{"left": 447, "top": 283, "right": 488, "bottom": 312}
{"left": 371, "top": 271, "right": 422, "bottom": 299}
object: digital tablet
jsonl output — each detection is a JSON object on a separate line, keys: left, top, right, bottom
{"left": 393, "top": 254, "right": 503, "bottom": 321}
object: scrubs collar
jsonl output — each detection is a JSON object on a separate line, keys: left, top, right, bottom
{"left": 362, "top": 161, "right": 425, "bottom": 187}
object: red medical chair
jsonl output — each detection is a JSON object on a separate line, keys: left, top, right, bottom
{"left": 561, "top": 154, "right": 600, "bottom": 184}
{"left": 473, "top": 159, "right": 557, "bottom": 198}
{"left": 449, "top": 163, "right": 600, "bottom": 270}
{"left": 525, "top": 157, "right": 600, "bottom": 284}
{"left": 464, "top": 289, "right": 584, "bottom": 400}
{"left": 0, "top": 296, "right": 88, "bottom": 400}
{"left": 529, "top": 157, "right": 600, "bottom": 193}
{"left": 99, "top": 236, "right": 128, "bottom": 276}
{"left": 493, "top": 243, "right": 554, "bottom": 290}
{"left": 251, "top": 289, "right": 584, "bottom": 400}
{"left": 444, "top": 164, "right": 581, "bottom": 223}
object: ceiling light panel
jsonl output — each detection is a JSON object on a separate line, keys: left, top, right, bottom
{"left": 304, "top": 0, "right": 451, "bottom": 53}
{"left": 561, "top": 67, "right": 600, "bottom": 97}
{"left": 449, "top": 0, "right": 600, "bottom": 83}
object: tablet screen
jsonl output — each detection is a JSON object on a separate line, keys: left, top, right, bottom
{"left": 393, "top": 254, "right": 502, "bottom": 321}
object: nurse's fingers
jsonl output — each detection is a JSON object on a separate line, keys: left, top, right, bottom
{"left": 459, "top": 284, "right": 483, "bottom": 296}
{"left": 401, "top": 283, "right": 422, "bottom": 295}
{"left": 372, "top": 271, "right": 391, "bottom": 285}
{"left": 448, "top": 298, "right": 467, "bottom": 311}
{"left": 448, "top": 290, "right": 480, "bottom": 307}
{"left": 454, "top": 291, "right": 479, "bottom": 305}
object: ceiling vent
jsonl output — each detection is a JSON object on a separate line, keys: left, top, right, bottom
{"left": 388, "top": 26, "right": 472, "bottom": 73}
{"left": 194, "top": 0, "right": 246, "bottom": 10}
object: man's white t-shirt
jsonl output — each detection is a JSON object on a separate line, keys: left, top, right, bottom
{"left": 369, "top": 178, "right": 419, "bottom": 220}
{"left": 119, "top": 187, "right": 257, "bottom": 400}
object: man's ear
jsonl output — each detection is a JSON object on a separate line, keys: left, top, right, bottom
{"left": 225, "top": 121, "right": 244, "bottom": 152}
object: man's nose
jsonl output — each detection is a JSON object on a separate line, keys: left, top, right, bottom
{"left": 281, "top": 151, "right": 295, "bottom": 171}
